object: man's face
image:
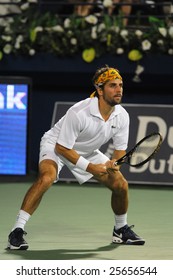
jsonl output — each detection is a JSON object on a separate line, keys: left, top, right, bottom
{"left": 101, "top": 78, "right": 123, "bottom": 106}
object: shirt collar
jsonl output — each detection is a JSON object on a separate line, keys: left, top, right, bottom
{"left": 90, "top": 97, "right": 121, "bottom": 120}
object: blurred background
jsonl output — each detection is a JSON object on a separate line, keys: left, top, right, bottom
{"left": 0, "top": 0, "right": 173, "bottom": 182}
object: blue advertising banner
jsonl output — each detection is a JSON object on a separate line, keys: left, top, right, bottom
{"left": 0, "top": 78, "right": 31, "bottom": 175}
{"left": 51, "top": 102, "right": 173, "bottom": 186}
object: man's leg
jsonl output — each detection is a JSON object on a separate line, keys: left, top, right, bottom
{"left": 95, "top": 171, "right": 145, "bottom": 245}
{"left": 7, "top": 160, "right": 57, "bottom": 250}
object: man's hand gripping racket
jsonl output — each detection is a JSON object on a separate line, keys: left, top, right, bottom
{"left": 114, "top": 132, "right": 162, "bottom": 168}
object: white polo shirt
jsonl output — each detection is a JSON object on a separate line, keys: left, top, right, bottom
{"left": 42, "top": 97, "right": 129, "bottom": 157}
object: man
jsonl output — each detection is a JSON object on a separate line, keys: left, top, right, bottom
{"left": 107, "top": 0, "right": 134, "bottom": 26}
{"left": 7, "top": 65, "right": 145, "bottom": 250}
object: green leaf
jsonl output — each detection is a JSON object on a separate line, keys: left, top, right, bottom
{"left": 148, "top": 16, "right": 165, "bottom": 27}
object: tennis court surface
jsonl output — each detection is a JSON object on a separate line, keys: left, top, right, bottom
{"left": 0, "top": 181, "right": 173, "bottom": 260}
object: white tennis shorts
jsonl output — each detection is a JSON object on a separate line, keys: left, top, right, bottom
{"left": 39, "top": 142, "right": 109, "bottom": 185}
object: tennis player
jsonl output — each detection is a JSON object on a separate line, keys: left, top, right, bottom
{"left": 7, "top": 65, "right": 145, "bottom": 250}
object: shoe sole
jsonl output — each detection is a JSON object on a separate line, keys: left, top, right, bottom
{"left": 126, "top": 239, "right": 145, "bottom": 245}
{"left": 7, "top": 243, "right": 29, "bottom": 250}
{"left": 112, "top": 236, "right": 145, "bottom": 245}
{"left": 112, "top": 236, "right": 124, "bottom": 244}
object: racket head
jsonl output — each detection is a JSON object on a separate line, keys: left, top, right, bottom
{"left": 127, "top": 132, "right": 163, "bottom": 167}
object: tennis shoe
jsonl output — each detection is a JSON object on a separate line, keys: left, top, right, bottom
{"left": 112, "top": 224, "right": 145, "bottom": 245}
{"left": 7, "top": 228, "right": 29, "bottom": 250}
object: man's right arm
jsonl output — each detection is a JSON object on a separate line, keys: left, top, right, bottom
{"left": 55, "top": 143, "right": 108, "bottom": 176}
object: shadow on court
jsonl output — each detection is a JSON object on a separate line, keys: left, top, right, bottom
{"left": 3, "top": 244, "right": 120, "bottom": 260}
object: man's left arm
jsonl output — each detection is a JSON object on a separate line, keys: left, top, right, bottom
{"left": 112, "top": 150, "right": 126, "bottom": 161}
{"left": 105, "top": 150, "right": 126, "bottom": 171}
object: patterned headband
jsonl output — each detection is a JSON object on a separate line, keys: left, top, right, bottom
{"left": 94, "top": 68, "right": 122, "bottom": 86}
{"left": 90, "top": 68, "right": 122, "bottom": 98}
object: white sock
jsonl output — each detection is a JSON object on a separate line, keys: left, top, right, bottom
{"left": 12, "top": 210, "right": 31, "bottom": 231}
{"left": 115, "top": 213, "right": 127, "bottom": 230}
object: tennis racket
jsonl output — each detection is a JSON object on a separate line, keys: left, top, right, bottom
{"left": 114, "top": 132, "right": 162, "bottom": 167}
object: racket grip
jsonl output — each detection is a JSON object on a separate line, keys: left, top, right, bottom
{"left": 114, "top": 160, "right": 120, "bottom": 166}
{"left": 113, "top": 158, "right": 123, "bottom": 165}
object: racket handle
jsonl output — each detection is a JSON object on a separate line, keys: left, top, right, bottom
{"left": 114, "top": 160, "right": 121, "bottom": 166}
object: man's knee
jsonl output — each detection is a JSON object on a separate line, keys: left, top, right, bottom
{"left": 111, "top": 177, "right": 128, "bottom": 193}
{"left": 37, "top": 173, "right": 56, "bottom": 191}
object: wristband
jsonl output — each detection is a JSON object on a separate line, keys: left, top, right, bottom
{"left": 76, "top": 156, "right": 90, "bottom": 171}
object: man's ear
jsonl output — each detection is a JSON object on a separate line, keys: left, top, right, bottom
{"left": 97, "top": 87, "right": 103, "bottom": 96}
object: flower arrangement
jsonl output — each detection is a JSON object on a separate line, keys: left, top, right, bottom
{"left": 0, "top": 0, "right": 173, "bottom": 81}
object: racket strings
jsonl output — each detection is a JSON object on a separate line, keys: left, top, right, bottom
{"left": 129, "top": 135, "right": 161, "bottom": 166}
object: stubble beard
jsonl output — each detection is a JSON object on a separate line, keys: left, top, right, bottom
{"left": 103, "top": 94, "right": 122, "bottom": 107}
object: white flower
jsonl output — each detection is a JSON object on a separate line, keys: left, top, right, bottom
{"left": 27, "top": 0, "right": 37, "bottom": 3}
{"left": 29, "top": 49, "right": 35, "bottom": 55}
{"left": 142, "top": 39, "right": 151, "bottom": 51}
{"left": 133, "top": 64, "right": 144, "bottom": 83}
{"left": 135, "top": 30, "right": 143, "bottom": 37}
{"left": 4, "top": 25, "right": 11, "bottom": 33}
{"left": 67, "top": 30, "right": 73, "bottom": 36}
{"left": 7, "top": 18, "right": 14, "bottom": 24}
{"left": 85, "top": 15, "right": 98, "bottom": 25}
{"left": 0, "top": 0, "right": 172, "bottom": 80}
{"left": 16, "top": 35, "right": 24, "bottom": 43}
{"left": 91, "top": 26, "right": 97, "bottom": 39}
{"left": 14, "top": 42, "right": 20, "bottom": 49}
{"left": 1, "top": 35, "right": 12, "bottom": 42}
{"left": 103, "top": 0, "right": 113, "bottom": 8}
{"left": 158, "top": 27, "right": 167, "bottom": 37}
{"left": 120, "top": 29, "right": 128, "bottom": 38}
{"left": 21, "top": 3, "right": 30, "bottom": 10}
{"left": 3, "top": 44, "right": 12, "bottom": 54}
{"left": 157, "top": 39, "right": 164, "bottom": 46}
{"left": 133, "top": 75, "right": 141, "bottom": 83}
{"left": 21, "top": 18, "right": 27, "bottom": 24}
{"left": 135, "top": 65, "right": 144, "bottom": 75}
{"left": 2, "top": 18, "right": 14, "bottom": 29}
{"left": 120, "top": 29, "right": 129, "bottom": 42}
{"left": 168, "top": 49, "right": 173, "bottom": 55}
{"left": 116, "top": 48, "right": 124, "bottom": 54}
{"left": 168, "top": 26, "right": 173, "bottom": 38}
{"left": 64, "top": 18, "right": 71, "bottom": 28}
{"left": 98, "top": 23, "right": 106, "bottom": 33}
{"left": 46, "top": 25, "right": 64, "bottom": 32}
{"left": 111, "top": 26, "right": 120, "bottom": 33}
{"left": 70, "top": 38, "right": 77, "bottom": 45}
{"left": 52, "top": 25, "right": 64, "bottom": 32}
{"left": 14, "top": 35, "right": 24, "bottom": 49}
{"left": 34, "top": 26, "right": 43, "bottom": 33}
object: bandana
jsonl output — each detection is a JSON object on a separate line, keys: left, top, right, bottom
{"left": 90, "top": 68, "right": 122, "bottom": 98}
